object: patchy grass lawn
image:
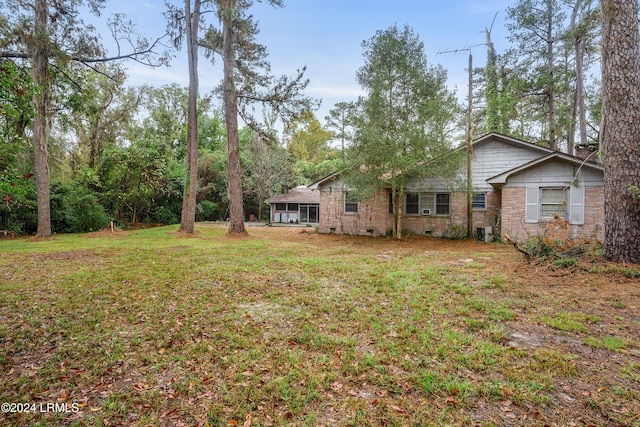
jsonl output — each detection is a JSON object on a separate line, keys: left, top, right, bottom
{"left": 0, "top": 224, "right": 638, "bottom": 427}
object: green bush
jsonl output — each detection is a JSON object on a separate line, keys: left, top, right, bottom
{"left": 152, "top": 205, "right": 180, "bottom": 224}
{"left": 66, "top": 185, "right": 110, "bottom": 232}
{"left": 197, "top": 200, "right": 218, "bottom": 221}
{"left": 50, "top": 182, "right": 76, "bottom": 233}
{"left": 443, "top": 224, "right": 467, "bottom": 240}
{"left": 522, "top": 236, "right": 554, "bottom": 259}
{"left": 554, "top": 258, "right": 576, "bottom": 268}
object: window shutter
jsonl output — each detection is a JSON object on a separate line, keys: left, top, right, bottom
{"left": 569, "top": 185, "right": 585, "bottom": 225}
{"left": 525, "top": 187, "right": 539, "bottom": 223}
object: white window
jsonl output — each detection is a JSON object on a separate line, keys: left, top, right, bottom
{"left": 344, "top": 193, "right": 358, "bottom": 213}
{"left": 526, "top": 186, "right": 583, "bottom": 224}
{"left": 540, "top": 188, "right": 568, "bottom": 219}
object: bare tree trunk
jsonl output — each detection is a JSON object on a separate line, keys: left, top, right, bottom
{"left": 222, "top": 0, "right": 247, "bottom": 235}
{"left": 180, "top": 0, "right": 200, "bottom": 234}
{"left": 600, "top": 0, "right": 640, "bottom": 262}
{"left": 571, "top": 0, "right": 588, "bottom": 150}
{"left": 32, "top": 0, "right": 52, "bottom": 238}
{"left": 485, "top": 27, "right": 500, "bottom": 133}
{"left": 393, "top": 187, "right": 403, "bottom": 240}
{"left": 546, "top": 7, "right": 557, "bottom": 151}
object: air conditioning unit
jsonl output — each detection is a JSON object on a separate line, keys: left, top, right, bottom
{"left": 476, "top": 227, "right": 493, "bottom": 243}
{"left": 421, "top": 208, "right": 432, "bottom": 216}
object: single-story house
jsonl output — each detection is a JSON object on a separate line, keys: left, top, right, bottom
{"left": 312, "top": 133, "right": 604, "bottom": 243}
{"left": 266, "top": 185, "right": 320, "bottom": 224}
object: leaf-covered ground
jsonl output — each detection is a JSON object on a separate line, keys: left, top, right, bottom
{"left": 0, "top": 224, "right": 638, "bottom": 426}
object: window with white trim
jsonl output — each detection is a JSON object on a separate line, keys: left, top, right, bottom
{"left": 540, "top": 188, "right": 568, "bottom": 219}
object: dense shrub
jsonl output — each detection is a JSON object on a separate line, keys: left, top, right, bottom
{"left": 197, "top": 200, "right": 218, "bottom": 221}
{"left": 67, "top": 186, "right": 110, "bottom": 232}
{"left": 50, "top": 182, "right": 76, "bottom": 233}
{"left": 151, "top": 205, "right": 180, "bottom": 225}
{"left": 0, "top": 178, "right": 36, "bottom": 235}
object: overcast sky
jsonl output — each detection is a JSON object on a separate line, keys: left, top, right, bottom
{"left": 96, "top": 0, "right": 514, "bottom": 127}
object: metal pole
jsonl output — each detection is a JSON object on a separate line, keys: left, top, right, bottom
{"left": 467, "top": 52, "right": 474, "bottom": 238}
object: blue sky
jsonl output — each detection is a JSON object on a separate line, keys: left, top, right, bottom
{"left": 98, "top": 0, "right": 514, "bottom": 127}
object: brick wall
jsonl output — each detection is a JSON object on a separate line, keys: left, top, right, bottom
{"left": 501, "top": 186, "right": 604, "bottom": 243}
{"left": 319, "top": 188, "right": 392, "bottom": 236}
{"left": 583, "top": 186, "right": 604, "bottom": 241}
{"left": 319, "top": 189, "right": 502, "bottom": 237}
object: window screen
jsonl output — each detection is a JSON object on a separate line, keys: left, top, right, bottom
{"left": 436, "top": 193, "right": 450, "bottom": 215}
{"left": 405, "top": 193, "right": 419, "bottom": 215}
{"left": 540, "top": 188, "right": 567, "bottom": 218}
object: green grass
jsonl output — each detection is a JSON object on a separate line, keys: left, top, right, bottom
{"left": 540, "top": 311, "right": 600, "bottom": 333}
{"left": 0, "top": 224, "right": 638, "bottom": 426}
{"left": 584, "top": 336, "right": 628, "bottom": 352}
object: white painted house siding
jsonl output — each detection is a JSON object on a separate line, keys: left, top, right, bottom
{"left": 406, "top": 138, "right": 551, "bottom": 192}
{"left": 472, "top": 140, "right": 550, "bottom": 189}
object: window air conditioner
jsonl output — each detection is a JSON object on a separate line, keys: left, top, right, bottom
{"left": 421, "top": 208, "right": 432, "bottom": 216}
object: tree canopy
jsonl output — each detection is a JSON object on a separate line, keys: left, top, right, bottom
{"left": 343, "top": 24, "right": 462, "bottom": 239}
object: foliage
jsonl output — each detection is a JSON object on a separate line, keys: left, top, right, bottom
{"left": 294, "top": 158, "right": 344, "bottom": 186}
{"left": 196, "top": 200, "right": 218, "bottom": 221}
{"left": 501, "top": 0, "right": 601, "bottom": 151}
{"left": 628, "top": 184, "right": 640, "bottom": 207}
{"left": 195, "top": 0, "right": 317, "bottom": 234}
{"left": 0, "top": 60, "right": 36, "bottom": 233}
{"left": 344, "top": 24, "right": 462, "bottom": 238}
{"left": 504, "top": 215, "right": 600, "bottom": 262}
{"left": 286, "top": 110, "right": 335, "bottom": 163}
{"left": 2, "top": 180, "right": 110, "bottom": 234}
{"left": 244, "top": 133, "right": 297, "bottom": 220}
{"left": 0, "top": 174, "right": 36, "bottom": 234}
{"left": 59, "top": 64, "right": 144, "bottom": 170}
{"left": 325, "top": 101, "right": 355, "bottom": 153}
{"left": 442, "top": 224, "right": 468, "bottom": 240}
{"left": 98, "top": 140, "right": 181, "bottom": 225}
{"left": 0, "top": 59, "right": 35, "bottom": 147}
{"left": 553, "top": 258, "right": 576, "bottom": 268}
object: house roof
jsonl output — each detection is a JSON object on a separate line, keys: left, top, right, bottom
{"left": 266, "top": 186, "right": 319, "bottom": 204}
{"left": 486, "top": 152, "right": 604, "bottom": 187}
{"left": 308, "top": 171, "right": 341, "bottom": 189}
{"left": 312, "top": 133, "right": 601, "bottom": 189}
{"left": 471, "top": 132, "right": 556, "bottom": 155}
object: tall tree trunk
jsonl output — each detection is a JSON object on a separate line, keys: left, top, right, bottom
{"left": 222, "top": 0, "right": 247, "bottom": 234}
{"left": 571, "top": 0, "right": 588, "bottom": 151}
{"left": 393, "top": 186, "right": 403, "bottom": 240}
{"left": 485, "top": 28, "right": 500, "bottom": 133}
{"left": 180, "top": 0, "right": 200, "bottom": 234}
{"left": 600, "top": 0, "right": 640, "bottom": 262}
{"left": 547, "top": 7, "right": 557, "bottom": 151}
{"left": 32, "top": 0, "right": 52, "bottom": 238}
